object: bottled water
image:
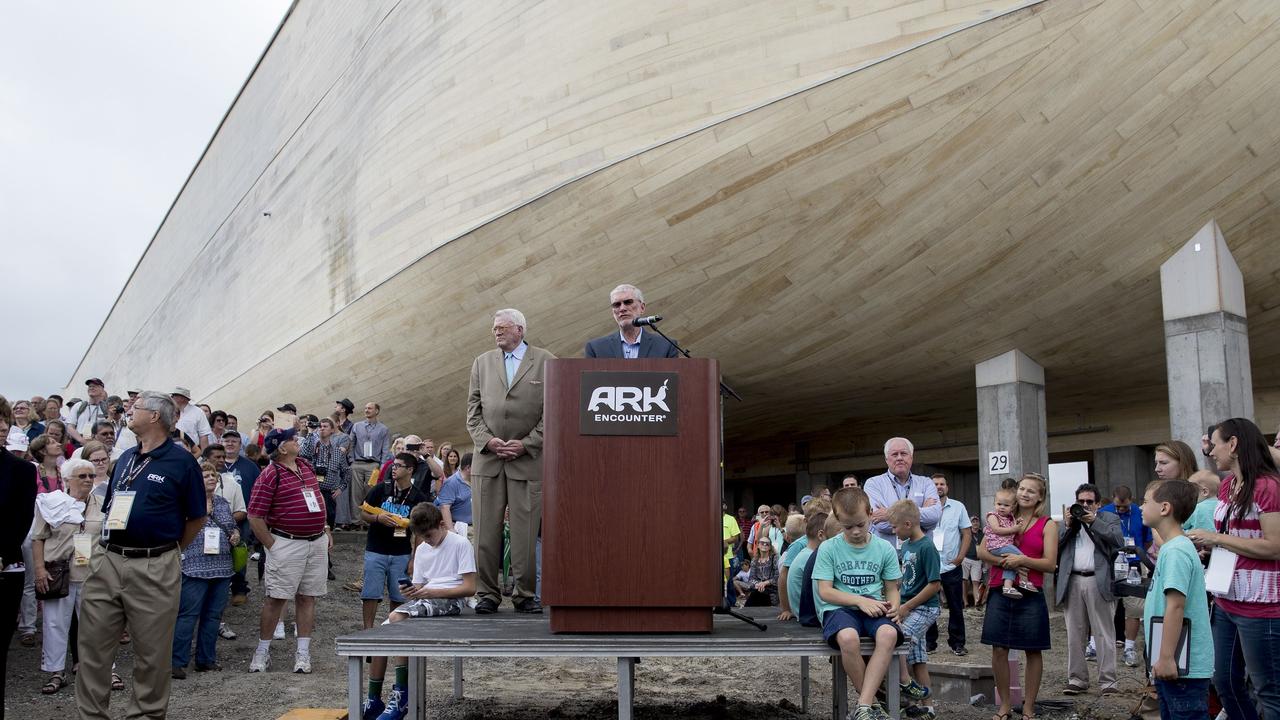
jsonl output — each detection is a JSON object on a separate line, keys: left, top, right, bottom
{"left": 1127, "top": 565, "right": 1141, "bottom": 585}
{"left": 1114, "top": 553, "right": 1129, "bottom": 582}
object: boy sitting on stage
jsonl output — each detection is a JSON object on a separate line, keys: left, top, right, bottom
{"left": 814, "top": 487, "right": 904, "bottom": 720}
{"left": 782, "top": 511, "right": 828, "bottom": 623}
{"left": 366, "top": 503, "right": 476, "bottom": 720}
{"left": 887, "top": 499, "right": 942, "bottom": 719}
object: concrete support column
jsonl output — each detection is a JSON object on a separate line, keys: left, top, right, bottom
{"left": 976, "top": 350, "right": 1049, "bottom": 514}
{"left": 1161, "top": 220, "right": 1253, "bottom": 461}
{"left": 1092, "top": 445, "right": 1154, "bottom": 500}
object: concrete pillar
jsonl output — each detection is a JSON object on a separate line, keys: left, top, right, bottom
{"left": 976, "top": 350, "right": 1049, "bottom": 514}
{"left": 1161, "top": 219, "right": 1253, "bottom": 461}
{"left": 1092, "top": 445, "right": 1154, "bottom": 500}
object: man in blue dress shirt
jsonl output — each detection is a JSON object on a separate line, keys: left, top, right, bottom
{"left": 583, "top": 284, "right": 679, "bottom": 359}
{"left": 863, "top": 437, "right": 942, "bottom": 545}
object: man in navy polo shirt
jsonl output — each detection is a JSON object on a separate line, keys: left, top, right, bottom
{"left": 76, "top": 391, "right": 206, "bottom": 720}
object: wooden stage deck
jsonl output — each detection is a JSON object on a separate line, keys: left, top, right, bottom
{"left": 335, "top": 607, "right": 906, "bottom": 719}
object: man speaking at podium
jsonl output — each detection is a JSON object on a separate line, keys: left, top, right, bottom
{"left": 584, "top": 284, "right": 679, "bottom": 359}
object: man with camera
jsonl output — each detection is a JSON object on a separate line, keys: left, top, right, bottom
{"left": 1054, "top": 482, "right": 1124, "bottom": 696}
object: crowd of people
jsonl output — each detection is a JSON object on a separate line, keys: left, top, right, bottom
{"left": 1, "top": 286, "right": 1278, "bottom": 720}
{"left": 722, "top": 430, "right": 1280, "bottom": 720}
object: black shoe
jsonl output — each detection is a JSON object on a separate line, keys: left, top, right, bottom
{"left": 194, "top": 663, "right": 222, "bottom": 672}
{"left": 474, "top": 598, "right": 499, "bottom": 614}
{"left": 327, "top": 568, "right": 336, "bottom": 580}
{"left": 925, "top": 643, "right": 938, "bottom": 653}
{"left": 513, "top": 597, "right": 543, "bottom": 614}
{"left": 171, "top": 666, "right": 187, "bottom": 680}
{"left": 952, "top": 646, "right": 967, "bottom": 656}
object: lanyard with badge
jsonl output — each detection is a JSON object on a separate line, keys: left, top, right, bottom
{"left": 73, "top": 514, "right": 94, "bottom": 566}
{"left": 290, "top": 465, "right": 323, "bottom": 515}
{"left": 390, "top": 484, "right": 411, "bottom": 537}
{"left": 105, "top": 455, "right": 152, "bottom": 533}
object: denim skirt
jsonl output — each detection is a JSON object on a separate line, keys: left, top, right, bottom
{"left": 981, "top": 590, "right": 1051, "bottom": 651}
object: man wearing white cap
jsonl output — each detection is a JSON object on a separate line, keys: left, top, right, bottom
{"left": 171, "top": 387, "right": 212, "bottom": 451}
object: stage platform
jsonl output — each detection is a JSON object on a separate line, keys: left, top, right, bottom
{"left": 335, "top": 607, "right": 906, "bottom": 720}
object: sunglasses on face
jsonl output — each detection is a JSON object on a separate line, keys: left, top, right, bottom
{"left": 73, "top": 473, "right": 93, "bottom": 479}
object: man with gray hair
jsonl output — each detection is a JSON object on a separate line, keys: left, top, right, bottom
{"left": 863, "top": 437, "right": 942, "bottom": 544}
{"left": 584, "top": 283, "right": 679, "bottom": 359}
{"left": 467, "top": 308, "right": 556, "bottom": 613}
{"left": 76, "top": 391, "right": 207, "bottom": 720}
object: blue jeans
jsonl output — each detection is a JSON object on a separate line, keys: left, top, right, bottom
{"left": 1155, "top": 678, "right": 1209, "bottom": 720}
{"left": 172, "top": 575, "right": 231, "bottom": 668}
{"left": 1212, "top": 607, "right": 1279, "bottom": 720}
{"left": 991, "top": 545, "right": 1024, "bottom": 583}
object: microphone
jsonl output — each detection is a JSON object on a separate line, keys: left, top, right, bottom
{"left": 631, "top": 315, "right": 662, "bottom": 327}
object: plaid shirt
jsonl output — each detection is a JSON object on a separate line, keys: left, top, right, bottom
{"left": 299, "top": 433, "right": 351, "bottom": 492}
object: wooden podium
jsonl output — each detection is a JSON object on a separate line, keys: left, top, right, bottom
{"left": 542, "top": 358, "right": 722, "bottom": 633}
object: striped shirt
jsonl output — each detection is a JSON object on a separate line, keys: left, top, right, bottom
{"left": 1214, "top": 473, "right": 1280, "bottom": 618}
{"left": 247, "top": 458, "right": 327, "bottom": 537}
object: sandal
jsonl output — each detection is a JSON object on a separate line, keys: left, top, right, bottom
{"left": 992, "top": 713, "right": 1011, "bottom": 720}
{"left": 41, "top": 673, "right": 67, "bottom": 695}
{"left": 111, "top": 672, "right": 125, "bottom": 691}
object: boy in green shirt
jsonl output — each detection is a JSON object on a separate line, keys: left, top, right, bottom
{"left": 782, "top": 512, "right": 828, "bottom": 622}
{"left": 777, "top": 512, "right": 808, "bottom": 620}
{"left": 888, "top": 500, "right": 941, "bottom": 719}
{"left": 1140, "top": 479, "right": 1213, "bottom": 718}
{"left": 813, "top": 487, "right": 903, "bottom": 720}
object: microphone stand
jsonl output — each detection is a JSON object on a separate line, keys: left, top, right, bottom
{"left": 641, "top": 318, "right": 760, "bottom": 630}
{"left": 645, "top": 321, "right": 742, "bottom": 401}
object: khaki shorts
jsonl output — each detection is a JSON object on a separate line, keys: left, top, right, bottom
{"left": 1123, "top": 595, "right": 1145, "bottom": 620}
{"left": 962, "top": 557, "right": 986, "bottom": 583}
{"left": 265, "top": 534, "right": 329, "bottom": 599}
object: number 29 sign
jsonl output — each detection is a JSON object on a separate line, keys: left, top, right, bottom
{"left": 988, "top": 451, "right": 1010, "bottom": 475}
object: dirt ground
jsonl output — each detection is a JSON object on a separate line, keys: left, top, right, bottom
{"left": 5, "top": 535, "right": 1151, "bottom": 719}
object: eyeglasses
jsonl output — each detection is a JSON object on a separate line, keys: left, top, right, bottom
{"left": 610, "top": 298, "right": 637, "bottom": 309}
{"left": 392, "top": 463, "right": 408, "bottom": 470}
{"left": 90, "top": 457, "right": 108, "bottom": 463}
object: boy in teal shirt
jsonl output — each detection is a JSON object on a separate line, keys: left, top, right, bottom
{"left": 782, "top": 512, "right": 827, "bottom": 621}
{"left": 1141, "top": 479, "right": 1213, "bottom": 718}
{"left": 888, "top": 500, "right": 941, "bottom": 718}
{"left": 813, "top": 488, "right": 903, "bottom": 720}
{"left": 777, "top": 512, "right": 808, "bottom": 620}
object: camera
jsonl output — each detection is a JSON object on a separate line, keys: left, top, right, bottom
{"left": 315, "top": 467, "right": 327, "bottom": 477}
{"left": 307, "top": 421, "right": 320, "bottom": 429}
{"left": 1069, "top": 503, "right": 1087, "bottom": 520}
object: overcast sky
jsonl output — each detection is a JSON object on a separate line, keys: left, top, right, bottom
{"left": 0, "top": 1, "right": 290, "bottom": 403}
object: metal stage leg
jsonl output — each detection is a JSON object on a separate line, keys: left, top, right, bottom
{"left": 831, "top": 656, "right": 847, "bottom": 720}
{"left": 800, "top": 656, "right": 810, "bottom": 714}
{"left": 453, "top": 657, "right": 464, "bottom": 699}
{"left": 408, "top": 656, "right": 422, "bottom": 720}
{"left": 886, "top": 665, "right": 900, "bottom": 720}
{"left": 617, "top": 657, "right": 637, "bottom": 720}
{"left": 348, "top": 656, "right": 362, "bottom": 720}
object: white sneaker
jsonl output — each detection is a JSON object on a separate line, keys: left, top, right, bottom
{"left": 273, "top": 621, "right": 286, "bottom": 640}
{"left": 248, "top": 648, "right": 270, "bottom": 673}
{"left": 1123, "top": 647, "right": 1138, "bottom": 667}
{"left": 293, "top": 650, "right": 312, "bottom": 674}
{"left": 218, "top": 623, "right": 238, "bottom": 640}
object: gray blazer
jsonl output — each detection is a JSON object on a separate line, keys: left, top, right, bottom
{"left": 583, "top": 329, "right": 679, "bottom": 359}
{"left": 1055, "top": 511, "right": 1124, "bottom": 604}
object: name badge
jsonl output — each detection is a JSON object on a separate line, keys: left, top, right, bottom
{"left": 363, "top": 441, "right": 373, "bottom": 458}
{"left": 106, "top": 491, "right": 136, "bottom": 530}
{"left": 73, "top": 534, "right": 93, "bottom": 566}
{"left": 204, "top": 527, "right": 221, "bottom": 554}
{"left": 302, "top": 489, "right": 321, "bottom": 513}
{"left": 393, "top": 523, "right": 407, "bottom": 538}
{"left": 1205, "top": 546, "right": 1237, "bottom": 596}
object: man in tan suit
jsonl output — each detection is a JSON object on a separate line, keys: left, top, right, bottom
{"left": 467, "top": 308, "right": 555, "bottom": 613}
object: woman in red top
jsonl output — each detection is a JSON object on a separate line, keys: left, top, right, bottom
{"left": 978, "top": 473, "right": 1059, "bottom": 720}
{"left": 1188, "top": 418, "right": 1280, "bottom": 720}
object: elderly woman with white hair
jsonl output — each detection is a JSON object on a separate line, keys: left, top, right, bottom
{"left": 32, "top": 457, "right": 104, "bottom": 694}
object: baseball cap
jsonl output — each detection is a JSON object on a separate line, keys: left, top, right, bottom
{"left": 171, "top": 386, "right": 192, "bottom": 399}
{"left": 264, "top": 427, "right": 297, "bottom": 455}
{"left": 6, "top": 434, "right": 30, "bottom": 453}
{"left": 85, "top": 378, "right": 104, "bottom": 388}
{"left": 337, "top": 398, "right": 354, "bottom": 413}
{"left": 801, "top": 494, "right": 813, "bottom": 506}
{"left": 277, "top": 403, "right": 297, "bottom": 413}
